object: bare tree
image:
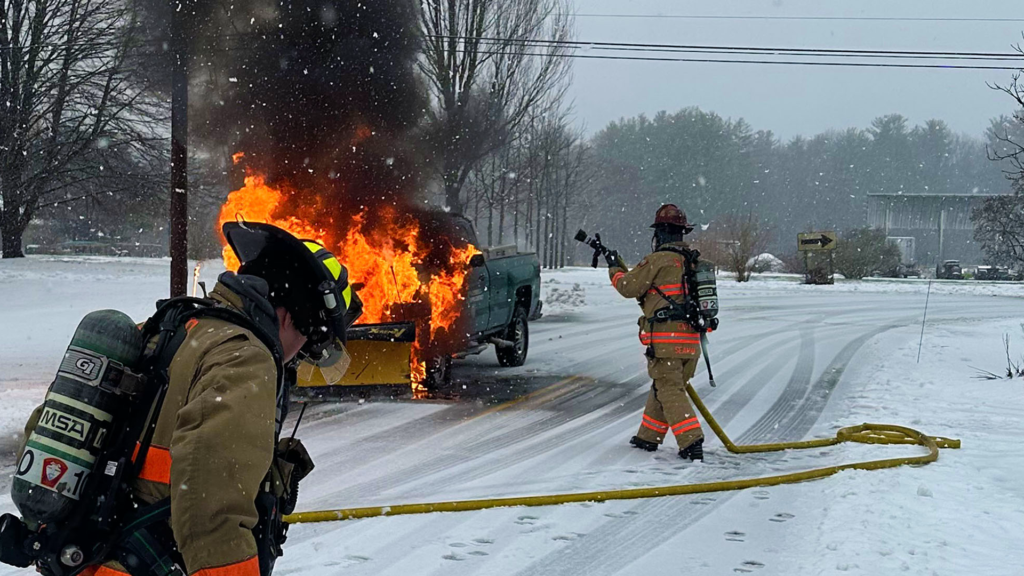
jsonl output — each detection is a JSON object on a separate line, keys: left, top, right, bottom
{"left": 419, "top": 0, "right": 573, "bottom": 214}
{"left": 976, "top": 66, "right": 1024, "bottom": 268}
{"left": 558, "top": 134, "right": 590, "bottom": 267}
{"left": 0, "top": 0, "right": 164, "bottom": 257}
{"left": 986, "top": 68, "right": 1024, "bottom": 176}
{"left": 972, "top": 177, "right": 1024, "bottom": 268}
{"left": 716, "top": 213, "right": 773, "bottom": 282}
{"left": 461, "top": 94, "right": 595, "bottom": 262}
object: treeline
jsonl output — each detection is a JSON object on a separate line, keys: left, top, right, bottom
{"left": 581, "top": 110, "right": 1017, "bottom": 263}
{"left": 462, "top": 106, "right": 1019, "bottom": 267}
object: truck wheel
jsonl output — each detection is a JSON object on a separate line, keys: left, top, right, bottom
{"left": 497, "top": 307, "right": 529, "bottom": 367}
{"left": 422, "top": 355, "right": 452, "bottom": 390}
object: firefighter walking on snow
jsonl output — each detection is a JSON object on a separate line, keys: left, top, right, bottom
{"left": 607, "top": 205, "right": 706, "bottom": 461}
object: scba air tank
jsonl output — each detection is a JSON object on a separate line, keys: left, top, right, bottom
{"left": 694, "top": 262, "right": 719, "bottom": 321}
{"left": 11, "top": 310, "right": 143, "bottom": 526}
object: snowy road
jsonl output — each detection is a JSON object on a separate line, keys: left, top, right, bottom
{"left": 267, "top": 271, "right": 1024, "bottom": 576}
{"left": 1, "top": 260, "right": 1022, "bottom": 575}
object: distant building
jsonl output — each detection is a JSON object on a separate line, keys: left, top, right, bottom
{"left": 867, "top": 192, "right": 1006, "bottom": 265}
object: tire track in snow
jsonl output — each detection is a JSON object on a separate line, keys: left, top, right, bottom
{"left": 412, "top": 317, "right": 844, "bottom": 499}
{"left": 456, "top": 315, "right": 832, "bottom": 504}
{"left": 740, "top": 326, "right": 817, "bottom": 441}
{"left": 303, "top": 358, "right": 646, "bottom": 506}
{"left": 315, "top": 375, "right": 645, "bottom": 505}
{"left": 508, "top": 310, "right": 910, "bottom": 576}
{"left": 394, "top": 378, "right": 652, "bottom": 500}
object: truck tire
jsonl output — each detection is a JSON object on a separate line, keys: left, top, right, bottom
{"left": 496, "top": 307, "right": 529, "bottom": 367}
{"left": 422, "top": 355, "right": 452, "bottom": 391}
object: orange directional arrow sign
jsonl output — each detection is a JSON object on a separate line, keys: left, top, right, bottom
{"left": 798, "top": 231, "right": 837, "bottom": 251}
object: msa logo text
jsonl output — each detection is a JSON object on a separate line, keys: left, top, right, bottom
{"left": 38, "top": 408, "right": 90, "bottom": 442}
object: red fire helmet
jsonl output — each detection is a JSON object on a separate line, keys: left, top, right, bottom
{"left": 650, "top": 204, "right": 694, "bottom": 233}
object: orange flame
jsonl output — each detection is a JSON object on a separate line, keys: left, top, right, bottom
{"left": 218, "top": 170, "right": 477, "bottom": 386}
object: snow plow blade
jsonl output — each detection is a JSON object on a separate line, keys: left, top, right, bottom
{"left": 296, "top": 322, "right": 415, "bottom": 387}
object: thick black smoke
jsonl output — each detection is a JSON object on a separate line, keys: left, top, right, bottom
{"left": 166, "top": 0, "right": 428, "bottom": 211}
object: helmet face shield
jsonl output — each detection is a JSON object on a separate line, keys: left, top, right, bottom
{"left": 296, "top": 339, "right": 351, "bottom": 385}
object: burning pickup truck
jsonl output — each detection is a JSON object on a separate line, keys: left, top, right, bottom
{"left": 218, "top": 173, "right": 540, "bottom": 392}
{"left": 309, "top": 214, "right": 541, "bottom": 391}
{"left": 424, "top": 215, "right": 541, "bottom": 387}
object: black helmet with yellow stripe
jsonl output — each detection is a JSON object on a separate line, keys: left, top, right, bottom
{"left": 222, "top": 222, "right": 362, "bottom": 371}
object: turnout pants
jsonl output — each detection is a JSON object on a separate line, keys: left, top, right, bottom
{"left": 636, "top": 357, "right": 704, "bottom": 449}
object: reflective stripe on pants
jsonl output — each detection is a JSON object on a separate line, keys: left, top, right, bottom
{"left": 635, "top": 357, "right": 703, "bottom": 449}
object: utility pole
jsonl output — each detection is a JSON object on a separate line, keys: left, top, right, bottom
{"left": 169, "top": 6, "right": 189, "bottom": 297}
{"left": 937, "top": 208, "right": 946, "bottom": 266}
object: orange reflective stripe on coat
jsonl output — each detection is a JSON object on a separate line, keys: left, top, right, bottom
{"left": 671, "top": 417, "right": 701, "bottom": 435}
{"left": 611, "top": 272, "right": 626, "bottom": 288}
{"left": 640, "top": 332, "right": 700, "bottom": 345}
{"left": 193, "top": 555, "right": 260, "bottom": 576}
{"left": 137, "top": 444, "right": 172, "bottom": 485}
{"left": 648, "top": 283, "right": 685, "bottom": 297}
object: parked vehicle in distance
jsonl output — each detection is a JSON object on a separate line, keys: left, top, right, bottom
{"left": 884, "top": 262, "right": 922, "bottom": 278}
{"left": 975, "top": 265, "right": 1013, "bottom": 281}
{"left": 936, "top": 260, "right": 963, "bottom": 280}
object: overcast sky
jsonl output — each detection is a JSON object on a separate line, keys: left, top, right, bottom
{"left": 568, "top": 0, "right": 1024, "bottom": 140}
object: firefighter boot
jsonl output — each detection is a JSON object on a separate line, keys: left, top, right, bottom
{"left": 630, "top": 436, "right": 659, "bottom": 452}
{"left": 678, "top": 438, "right": 704, "bottom": 461}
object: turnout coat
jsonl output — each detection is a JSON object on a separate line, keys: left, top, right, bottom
{"left": 608, "top": 241, "right": 701, "bottom": 360}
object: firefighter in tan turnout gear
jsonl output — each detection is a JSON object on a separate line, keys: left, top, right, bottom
{"left": 608, "top": 205, "right": 706, "bottom": 461}
{"left": 4, "top": 222, "right": 362, "bottom": 576}
{"left": 89, "top": 223, "right": 360, "bottom": 576}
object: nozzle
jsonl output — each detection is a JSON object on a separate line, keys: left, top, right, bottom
{"left": 574, "top": 230, "right": 588, "bottom": 243}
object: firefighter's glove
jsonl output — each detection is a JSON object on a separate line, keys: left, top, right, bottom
{"left": 273, "top": 438, "right": 315, "bottom": 516}
{"left": 278, "top": 437, "right": 315, "bottom": 481}
{"left": 604, "top": 250, "right": 620, "bottom": 268}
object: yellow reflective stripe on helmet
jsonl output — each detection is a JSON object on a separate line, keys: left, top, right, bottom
{"left": 303, "top": 241, "right": 326, "bottom": 257}
{"left": 302, "top": 240, "right": 350, "bottom": 309}
{"left": 322, "top": 256, "right": 343, "bottom": 282}
{"left": 303, "top": 241, "right": 344, "bottom": 281}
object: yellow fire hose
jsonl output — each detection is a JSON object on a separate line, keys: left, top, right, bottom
{"left": 284, "top": 384, "right": 960, "bottom": 524}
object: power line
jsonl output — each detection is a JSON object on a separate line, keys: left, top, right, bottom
{"left": 567, "top": 13, "right": 1024, "bottom": 24}
{"left": 471, "top": 48, "right": 1024, "bottom": 70}
{"left": 7, "top": 29, "right": 1022, "bottom": 59}
{"left": 8, "top": 31, "right": 1021, "bottom": 59}
{"left": 7, "top": 33, "right": 1023, "bottom": 72}
{"left": 465, "top": 39, "right": 1024, "bottom": 62}
{"left": 432, "top": 35, "right": 1024, "bottom": 59}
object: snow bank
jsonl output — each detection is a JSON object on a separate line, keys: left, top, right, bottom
{"left": 543, "top": 282, "right": 587, "bottom": 310}
{"left": 777, "top": 318, "right": 1024, "bottom": 574}
{"left": 746, "top": 252, "right": 787, "bottom": 273}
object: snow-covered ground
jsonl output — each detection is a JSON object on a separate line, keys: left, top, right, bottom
{"left": 1, "top": 258, "right": 1023, "bottom": 575}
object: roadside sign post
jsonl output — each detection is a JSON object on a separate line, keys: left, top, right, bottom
{"left": 798, "top": 232, "right": 837, "bottom": 285}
